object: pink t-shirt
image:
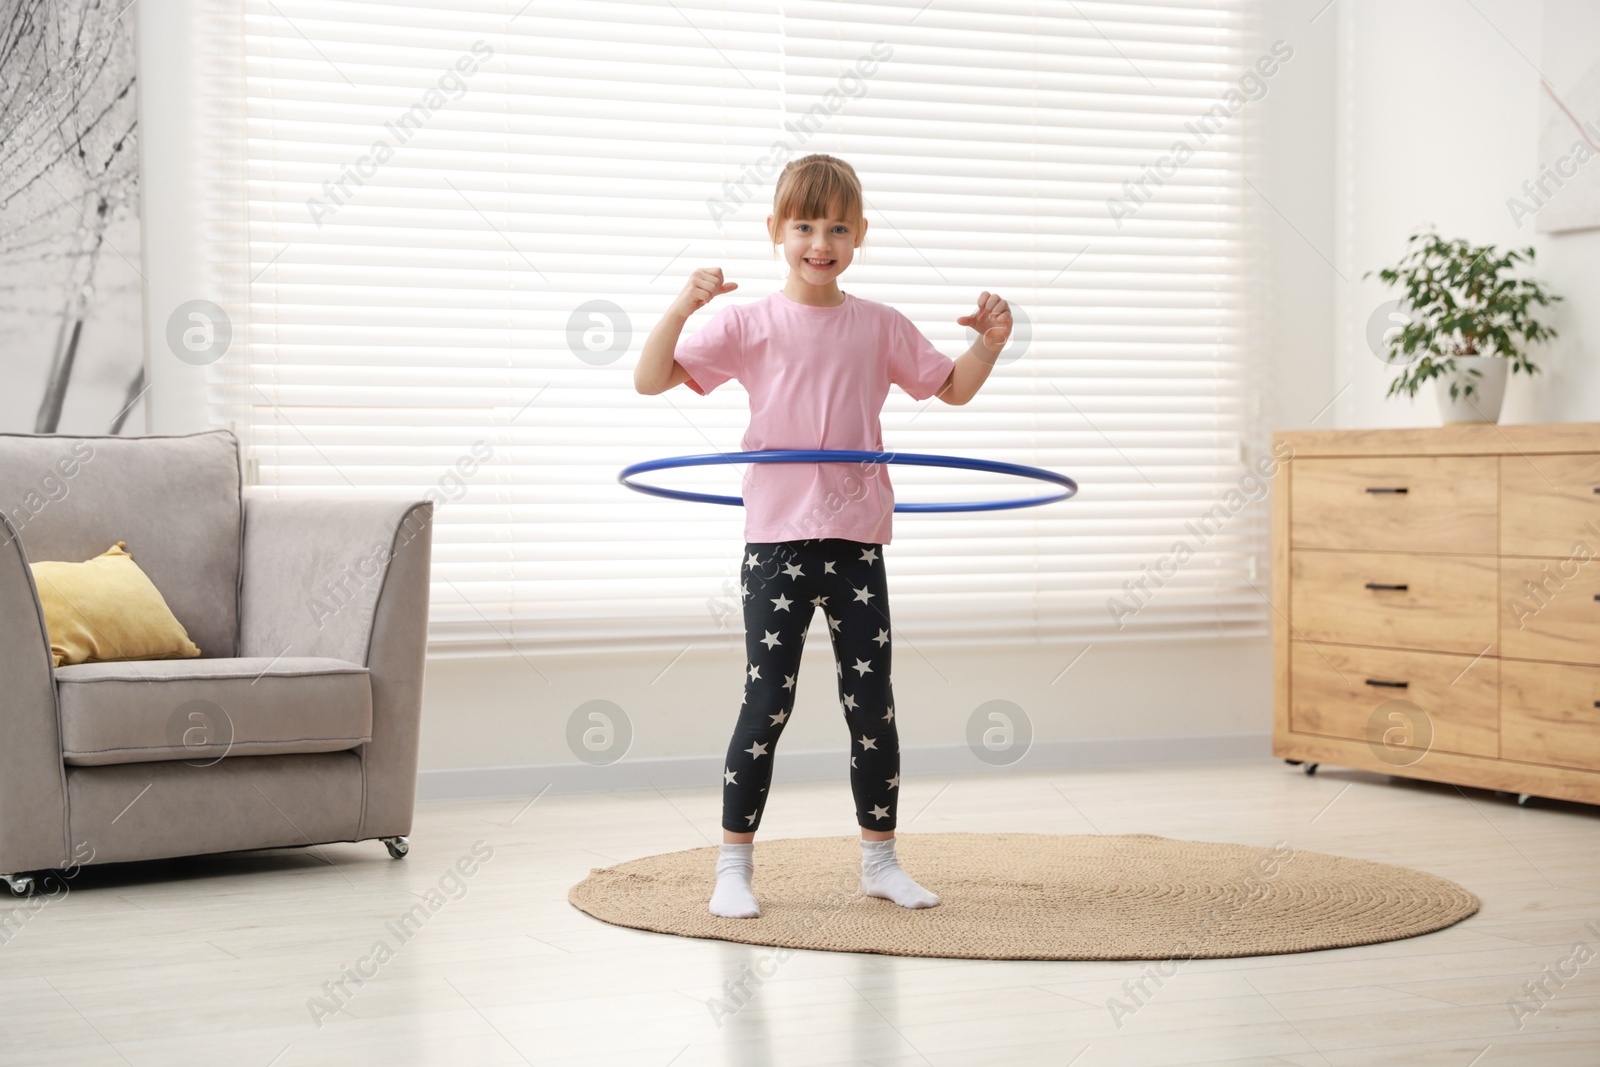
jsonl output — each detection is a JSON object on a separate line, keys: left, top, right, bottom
{"left": 674, "top": 290, "right": 956, "bottom": 545}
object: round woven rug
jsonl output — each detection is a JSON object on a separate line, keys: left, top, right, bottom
{"left": 567, "top": 833, "right": 1479, "bottom": 960}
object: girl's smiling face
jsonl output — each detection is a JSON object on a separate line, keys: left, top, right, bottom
{"left": 769, "top": 209, "right": 868, "bottom": 295}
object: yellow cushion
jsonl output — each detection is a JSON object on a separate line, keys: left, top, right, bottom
{"left": 29, "top": 542, "right": 202, "bottom": 668}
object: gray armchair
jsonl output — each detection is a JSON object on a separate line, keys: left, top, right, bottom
{"left": 0, "top": 429, "right": 432, "bottom": 893}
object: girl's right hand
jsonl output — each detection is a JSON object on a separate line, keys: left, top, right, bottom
{"left": 676, "top": 268, "right": 738, "bottom": 316}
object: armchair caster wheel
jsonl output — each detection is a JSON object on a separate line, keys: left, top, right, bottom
{"left": 1303, "top": 762, "right": 1320, "bottom": 776}
{"left": 381, "top": 836, "right": 410, "bottom": 859}
{"left": 1284, "top": 759, "right": 1303, "bottom": 767}
{"left": 1516, "top": 794, "right": 1534, "bottom": 807}
{"left": 2, "top": 873, "right": 34, "bottom": 896}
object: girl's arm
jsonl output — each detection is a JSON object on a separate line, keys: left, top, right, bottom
{"left": 635, "top": 309, "right": 693, "bottom": 395}
{"left": 936, "top": 344, "right": 997, "bottom": 406}
{"left": 939, "top": 291, "right": 1012, "bottom": 405}
{"left": 635, "top": 268, "right": 738, "bottom": 395}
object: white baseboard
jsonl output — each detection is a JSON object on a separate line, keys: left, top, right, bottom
{"left": 415, "top": 733, "right": 1273, "bottom": 801}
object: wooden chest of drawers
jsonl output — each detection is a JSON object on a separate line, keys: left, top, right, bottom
{"left": 1272, "top": 423, "right": 1600, "bottom": 805}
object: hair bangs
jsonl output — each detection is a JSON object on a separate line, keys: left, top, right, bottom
{"left": 770, "top": 155, "right": 864, "bottom": 241}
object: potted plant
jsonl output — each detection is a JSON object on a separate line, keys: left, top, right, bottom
{"left": 1364, "top": 228, "right": 1562, "bottom": 424}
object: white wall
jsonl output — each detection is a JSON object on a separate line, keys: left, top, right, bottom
{"left": 135, "top": 0, "right": 212, "bottom": 437}
{"left": 133, "top": 3, "right": 1351, "bottom": 798}
{"left": 1333, "top": 0, "right": 1599, "bottom": 428}
{"left": 417, "top": 639, "right": 1273, "bottom": 799}
{"left": 1258, "top": 0, "right": 1340, "bottom": 434}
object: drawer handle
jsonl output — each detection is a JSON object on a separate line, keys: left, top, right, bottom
{"left": 1364, "top": 582, "right": 1409, "bottom": 591}
{"left": 1365, "top": 678, "right": 1409, "bottom": 689}
{"left": 1365, "top": 487, "right": 1409, "bottom": 494}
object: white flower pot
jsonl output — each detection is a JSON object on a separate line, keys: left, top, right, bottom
{"left": 1435, "top": 356, "right": 1509, "bottom": 424}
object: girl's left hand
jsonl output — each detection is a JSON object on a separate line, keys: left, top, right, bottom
{"left": 957, "top": 291, "right": 1012, "bottom": 354}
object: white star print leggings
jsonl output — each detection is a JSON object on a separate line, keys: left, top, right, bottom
{"left": 721, "top": 538, "right": 899, "bottom": 834}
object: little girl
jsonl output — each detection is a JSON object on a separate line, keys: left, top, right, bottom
{"left": 635, "top": 154, "right": 1010, "bottom": 918}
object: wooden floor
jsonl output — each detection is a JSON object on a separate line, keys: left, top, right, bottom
{"left": 2, "top": 759, "right": 1597, "bottom": 1066}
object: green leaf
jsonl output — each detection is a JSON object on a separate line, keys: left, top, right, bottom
{"left": 1367, "top": 227, "right": 1560, "bottom": 402}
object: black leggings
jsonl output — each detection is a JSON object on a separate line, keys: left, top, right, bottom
{"left": 721, "top": 538, "right": 900, "bottom": 834}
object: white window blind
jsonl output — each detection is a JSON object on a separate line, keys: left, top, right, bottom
{"left": 200, "top": 0, "right": 1269, "bottom": 657}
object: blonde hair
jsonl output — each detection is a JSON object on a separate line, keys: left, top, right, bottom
{"left": 768, "top": 154, "right": 866, "bottom": 260}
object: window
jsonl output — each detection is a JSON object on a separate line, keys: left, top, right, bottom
{"left": 202, "top": 0, "right": 1268, "bottom": 657}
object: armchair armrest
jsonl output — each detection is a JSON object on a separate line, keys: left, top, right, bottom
{"left": 0, "top": 513, "right": 72, "bottom": 874}
{"left": 239, "top": 494, "right": 433, "bottom": 839}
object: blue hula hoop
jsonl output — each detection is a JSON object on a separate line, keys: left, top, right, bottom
{"left": 617, "top": 450, "right": 1077, "bottom": 513}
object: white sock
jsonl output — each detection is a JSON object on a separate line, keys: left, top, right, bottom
{"left": 860, "top": 837, "right": 940, "bottom": 908}
{"left": 709, "top": 842, "right": 760, "bottom": 918}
